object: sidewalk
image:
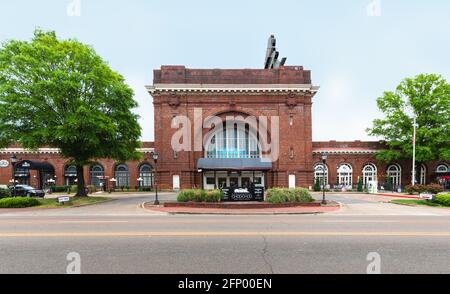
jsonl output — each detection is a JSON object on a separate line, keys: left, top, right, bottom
{"left": 144, "top": 202, "right": 341, "bottom": 215}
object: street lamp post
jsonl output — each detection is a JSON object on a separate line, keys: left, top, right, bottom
{"left": 321, "top": 153, "right": 328, "bottom": 205}
{"left": 152, "top": 151, "right": 159, "bottom": 205}
{"left": 10, "top": 154, "right": 17, "bottom": 197}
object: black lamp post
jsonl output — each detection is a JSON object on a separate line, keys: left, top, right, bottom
{"left": 10, "top": 154, "right": 17, "bottom": 197}
{"left": 152, "top": 151, "right": 159, "bottom": 205}
{"left": 321, "top": 153, "right": 328, "bottom": 205}
{"left": 198, "top": 169, "right": 203, "bottom": 190}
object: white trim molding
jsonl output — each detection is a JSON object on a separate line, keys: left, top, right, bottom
{"left": 313, "top": 149, "right": 378, "bottom": 155}
{"left": 147, "top": 83, "right": 320, "bottom": 95}
{"left": 0, "top": 147, "right": 155, "bottom": 155}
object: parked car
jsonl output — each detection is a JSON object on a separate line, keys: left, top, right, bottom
{"left": 9, "top": 185, "right": 45, "bottom": 198}
{"left": 0, "top": 184, "right": 9, "bottom": 190}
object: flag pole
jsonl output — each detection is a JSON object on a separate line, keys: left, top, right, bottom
{"left": 412, "top": 116, "right": 417, "bottom": 186}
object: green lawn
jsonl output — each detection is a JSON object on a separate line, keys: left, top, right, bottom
{"left": 390, "top": 199, "right": 446, "bottom": 207}
{"left": 36, "top": 197, "right": 112, "bottom": 209}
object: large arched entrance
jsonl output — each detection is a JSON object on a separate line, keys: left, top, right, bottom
{"left": 14, "top": 160, "right": 55, "bottom": 189}
{"left": 198, "top": 117, "right": 271, "bottom": 201}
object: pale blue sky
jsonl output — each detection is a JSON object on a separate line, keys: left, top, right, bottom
{"left": 1, "top": 0, "right": 449, "bottom": 141}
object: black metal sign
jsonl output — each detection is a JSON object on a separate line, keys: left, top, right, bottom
{"left": 221, "top": 186, "right": 264, "bottom": 202}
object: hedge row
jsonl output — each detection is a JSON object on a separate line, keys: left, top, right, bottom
{"left": 434, "top": 194, "right": 450, "bottom": 207}
{"left": 0, "top": 189, "right": 11, "bottom": 199}
{"left": 177, "top": 189, "right": 223, "bottom": 203}
{"left": 405, "top": 184, "right": 444, "bottom": 195}
{"left": 0, "top": 197, "right": 40, "bottom": 208}
{"left": 266, "top": 188, "right": 314, "bottom": 204}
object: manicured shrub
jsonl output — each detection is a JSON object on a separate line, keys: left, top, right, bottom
{"left": 0, "top": 188, "right": 11, "bottom": 199}
{"left": 357, "top": 178, "right": 364, "bottom": 192}
{"left": 0, "top": 197, "right": 40, "bottom": 208}
{"left": 177, "top": 189, "right": 223, "bottom": 202}
{"left": 405, "top": 184, "right": 444, "bottom": 195}
{"left": 435, "top": 194, "right": 450, "bottom": 207}
{"left": 267, "top": 188, "right": 313, "bottom": 204}
{"left": 426, "top": 184, "right": 444, "bottom": 194}
{"left": 314, "top": 179, "right": 321, "bottom": 192}
{"left": 51, "top": 185, "right": 71, "bottom": 193}
{"left": 205, "top": 190, "right": 223, "bottom": 202}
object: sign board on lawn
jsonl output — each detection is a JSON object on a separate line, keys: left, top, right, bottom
{"left": 419, "top": 193, "right": 435, "bottom": 201}
{"left": 57, "top": 196, "right": 71, "bottom": 204}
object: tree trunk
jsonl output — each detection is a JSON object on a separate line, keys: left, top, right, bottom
{"left": 75, "top": 164, "right": 88, "bottom": 197}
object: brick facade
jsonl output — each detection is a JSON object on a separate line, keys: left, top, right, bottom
{"left": 0, "top": 66, "right": 448, "bottom": 191}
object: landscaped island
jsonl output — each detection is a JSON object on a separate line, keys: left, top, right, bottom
{"left": 177, "top": 188, "right": 314, "bottom": 204}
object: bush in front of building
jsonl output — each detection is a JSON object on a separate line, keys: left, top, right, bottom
{"left": 0, "top": 197, "right": 40, "bottom": 208}
{"left": 357, "top": 178, "right": 364, "bottom": 192}
{"left": 266, "top": 188, "right": 314, "bottom": 204}
{"left": 177, "top": 189, "right": 223, "bottom": 202}
{"left": 51, "top": 185, "right": 71, "bottom": 193}
{"left": 314, "top": 179, "right": 321, "bottom": 192}
{"left": 405, "top": 184, "right": 444, "bottom": 195}
{"left": 0, "top": 188, "right": 11, "bottom": 199}
{"left": 434, "top": 194, "right": 450, "bottom": 207}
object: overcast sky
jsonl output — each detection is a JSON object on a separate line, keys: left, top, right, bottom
{"left": 1, "top": 0, "right": 449, "bottom": 142}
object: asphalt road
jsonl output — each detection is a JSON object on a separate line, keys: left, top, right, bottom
{"left": 1, "top": 193, "right": 450, "bottom": 274}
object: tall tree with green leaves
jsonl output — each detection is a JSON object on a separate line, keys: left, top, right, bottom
{"left": 367, "top": 74, "right": 450, "bottom": 163}
{"left": 0, "top": 30, "right": 142, "bottom": 196}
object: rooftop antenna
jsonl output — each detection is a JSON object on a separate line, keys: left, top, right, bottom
{"left": 264, "top": 35, "right": 287, "bottom": 69}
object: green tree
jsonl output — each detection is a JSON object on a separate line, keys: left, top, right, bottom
{"left": 0, "top": 30, "right": 142, "bottom": 196}
{"left": 367, "top": 74, "right": 450, "bottom": 163}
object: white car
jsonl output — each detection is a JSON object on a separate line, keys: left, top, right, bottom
{"left": 0, "top": 184, "right": 8, "bottom": 190}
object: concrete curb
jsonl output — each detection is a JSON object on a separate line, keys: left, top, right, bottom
{"left": 165, "top": 211, "right": 325, "bottom": 216}
{"left": 377, "top": 193, "right": 420, "bottom": 199}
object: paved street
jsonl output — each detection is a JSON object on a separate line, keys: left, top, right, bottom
{"left": 1, "top": 193, "right": 450, "bottom": 274}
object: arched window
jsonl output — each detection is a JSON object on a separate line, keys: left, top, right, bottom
{"left": 362, "top": 164, "right": 377, "bottom": 186}
{"left": 205, "top": 124, "right": 260, "bottom": 159}
{"left": 337, "top": 164, "right": 353, "bottom": 187}
{"left": 139, "top": 164, "right": 154, "bottom": 187}
{"left": 314, "top": 163, "right": 328, "bottom": 186}
{"left": 436, "top": 164, "right": 449, "bottom": 174}
{"left": 115, "top": 164, "right": 129, "bottom": 188}
{"left": 64, "top": 165, "right": 77, "bottom": 186}
{"left": 89, "top": 164, "right": 104, "bottom": 187}
{"left": 418, "top": 164, "right": 427, "bottom": 185}
{"left": 387, "top": 164, "right": 402, "bottom": 188}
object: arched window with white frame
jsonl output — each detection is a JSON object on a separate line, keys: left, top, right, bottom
{"left": 418, "top": 164, "right": 427, "bottom": 185}
{"left": 314, "top": 163, "right": 328, "bottom": 187}
{"left": 387, "top": 164, "right": 402, "bottom": 188}
{"left": 205, "top": 123, "right": 261, "bottom": 159}
{"left": 362, "top": 164, "right": 377, "bottom": 186}
{"left": 115, "top": 164, "right": 130, "bottom": 188}
{"left": 89, "top": 164, "right": 104, "bottom": 188}
{"left": 337, "top": 164, "right": 353, "bottom": 187}
{"left": 436, "top": 164, "right": 449, "bottom": 174}
{"left": 139, "top": 164, "right": 154, "bottom": 188}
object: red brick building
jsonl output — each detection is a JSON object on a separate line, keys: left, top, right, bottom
{"left": 0, "top": 65, "right": 449, "bottom": 192}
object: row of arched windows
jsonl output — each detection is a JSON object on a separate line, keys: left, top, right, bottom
{"left": 64, "top": 163, "right": 154, "bottom": 188}
{"left": 314, "top": 163, "right": 449, "bottom": 188}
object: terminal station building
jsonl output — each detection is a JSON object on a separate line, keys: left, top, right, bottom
{"left": 0, "top": 65, "right": 449, "bottom": 191}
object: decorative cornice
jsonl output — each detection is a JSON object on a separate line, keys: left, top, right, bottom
{"left": 0, "top": 147, "right": 155, "bottom": 155}
{"left": 147, "top": 84, "right": 320, "bottom": 95}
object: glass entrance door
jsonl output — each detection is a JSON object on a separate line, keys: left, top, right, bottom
{"left": 203, "top": 171, "right": 265, "bottom": 190}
